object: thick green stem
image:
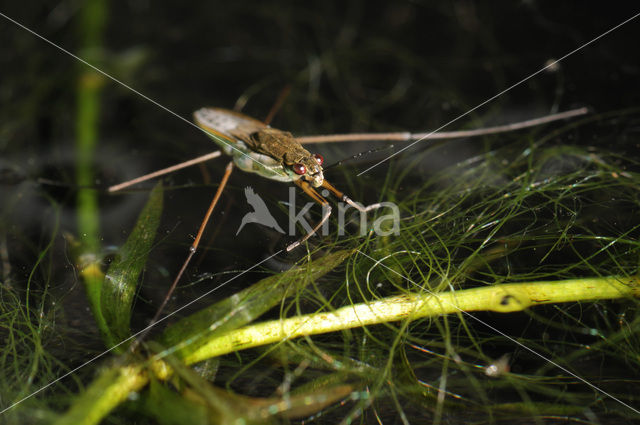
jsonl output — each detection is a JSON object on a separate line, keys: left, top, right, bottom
{"left": 75, "top": 0, "right": 107, "bottom": 254}
{"left": 75, "top": 0, "right": 108, "bottom": 338}
{"left": 75, "top": 77, "right": 102, "bottom": 254}
{"left": 56, "top": 275, "right": 639, "bottom": 425}
{"left": 52, "top": 364, "right": 147, "bottom": 425}
{"left": 182, "top": 275, "right": 640, "bottom": 364}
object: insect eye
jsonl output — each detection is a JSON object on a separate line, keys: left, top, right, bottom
{"left": 292, "top": 163, "right": 306, "bottom": 175}
{"left": 313, "top": 153, "right": 324, "bottom": 166}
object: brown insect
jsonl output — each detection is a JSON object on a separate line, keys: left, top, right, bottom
{"left": 109, "top": 105, "right": 588, "bottom": 331}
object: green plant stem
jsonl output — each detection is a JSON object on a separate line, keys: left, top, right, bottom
{"left": 52, "top": 364, "right": 147, "bottom": 425}
{"left": 75, "top": 0, "right": 108, "bottom": 346}
{"left": 75, "top": 0, "right": 107, "bottom": 255}
{"left": 80, "top": 262, "right": 113, "bottom": 347}
{"left": 75, "top": 77, "right": 101, "bottom": 254}
{"left": 55, "top": 274, "right": 639, "bottom": 425}
{"left": 182, "top": 275, "right": 640, "bottom": 364}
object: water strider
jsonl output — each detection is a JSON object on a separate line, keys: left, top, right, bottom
{"left": 109, "top": 105, "right": 588, "bottom": 339}
{"left": 110, "top": 105, "right": 589, "bottom": 253}
{"left": 192, "top": 107, "right": 383, "bottom": 251}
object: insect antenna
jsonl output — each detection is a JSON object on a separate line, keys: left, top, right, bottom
{"left": 323, "top": 144, "right": 397, "bottom": 171}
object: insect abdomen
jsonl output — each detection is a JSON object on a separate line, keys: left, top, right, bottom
{"left": 233, "top": 151, "right": 293, "bottom": 182}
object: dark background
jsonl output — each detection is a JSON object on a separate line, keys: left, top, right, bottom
{"left": 3, "top": 0, "right": 638, "bottom": 268}
{"left": 1, "top": 1, "right": 639, "bottom": 423}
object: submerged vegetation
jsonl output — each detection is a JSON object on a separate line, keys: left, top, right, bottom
{"left": 2, "top": 1, "right": 640, "bottom": 424}
{"left": 3, "top": 108, "right": 640, "bottom": 424}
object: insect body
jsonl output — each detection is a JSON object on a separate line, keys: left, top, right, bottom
{"left": 120, "top": 107, "right": 378, "bottom": 345}
{"left": 194, "top": 108, "right": 324, "bottom": 187}
{"left": 111, "top": 106, "right": 588, "bottom": 253}
{"left": 111, "top": 106, "right": 588, "bottom": 342}
{"left": 193, "top": 107, "right": 372, "bottom": 250}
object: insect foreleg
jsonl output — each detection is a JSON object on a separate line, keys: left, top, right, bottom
{"left": 321, "top": 180, "right": 382, "bottom": 212}
{"left": 287, "top": 180, "right": 332, "bottom": 251}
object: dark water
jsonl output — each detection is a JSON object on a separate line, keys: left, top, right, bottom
{"left": 1, "top": 2, "right": 640, "bottom": 423}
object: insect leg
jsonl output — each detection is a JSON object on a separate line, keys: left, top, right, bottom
{"left": 287, "top": 180, "right": 332, "bottom": 251}
{"left": 295, "top": 107, "right": 588, "bottom": 144}
{"left": 263, "top": 85, "right": 291, "bottom": 125}
{"left": 108, "top": 151, "right": 222, "bottom": 192}
{"left": 321, "top": 180, "right": 382, "bottom": 212}
{"left": 136, "top": 161, "right": 234, "bottom": 344}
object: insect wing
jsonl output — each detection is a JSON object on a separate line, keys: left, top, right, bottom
{"left": 194, "top": 108, "right": 266, "bottom": 153}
